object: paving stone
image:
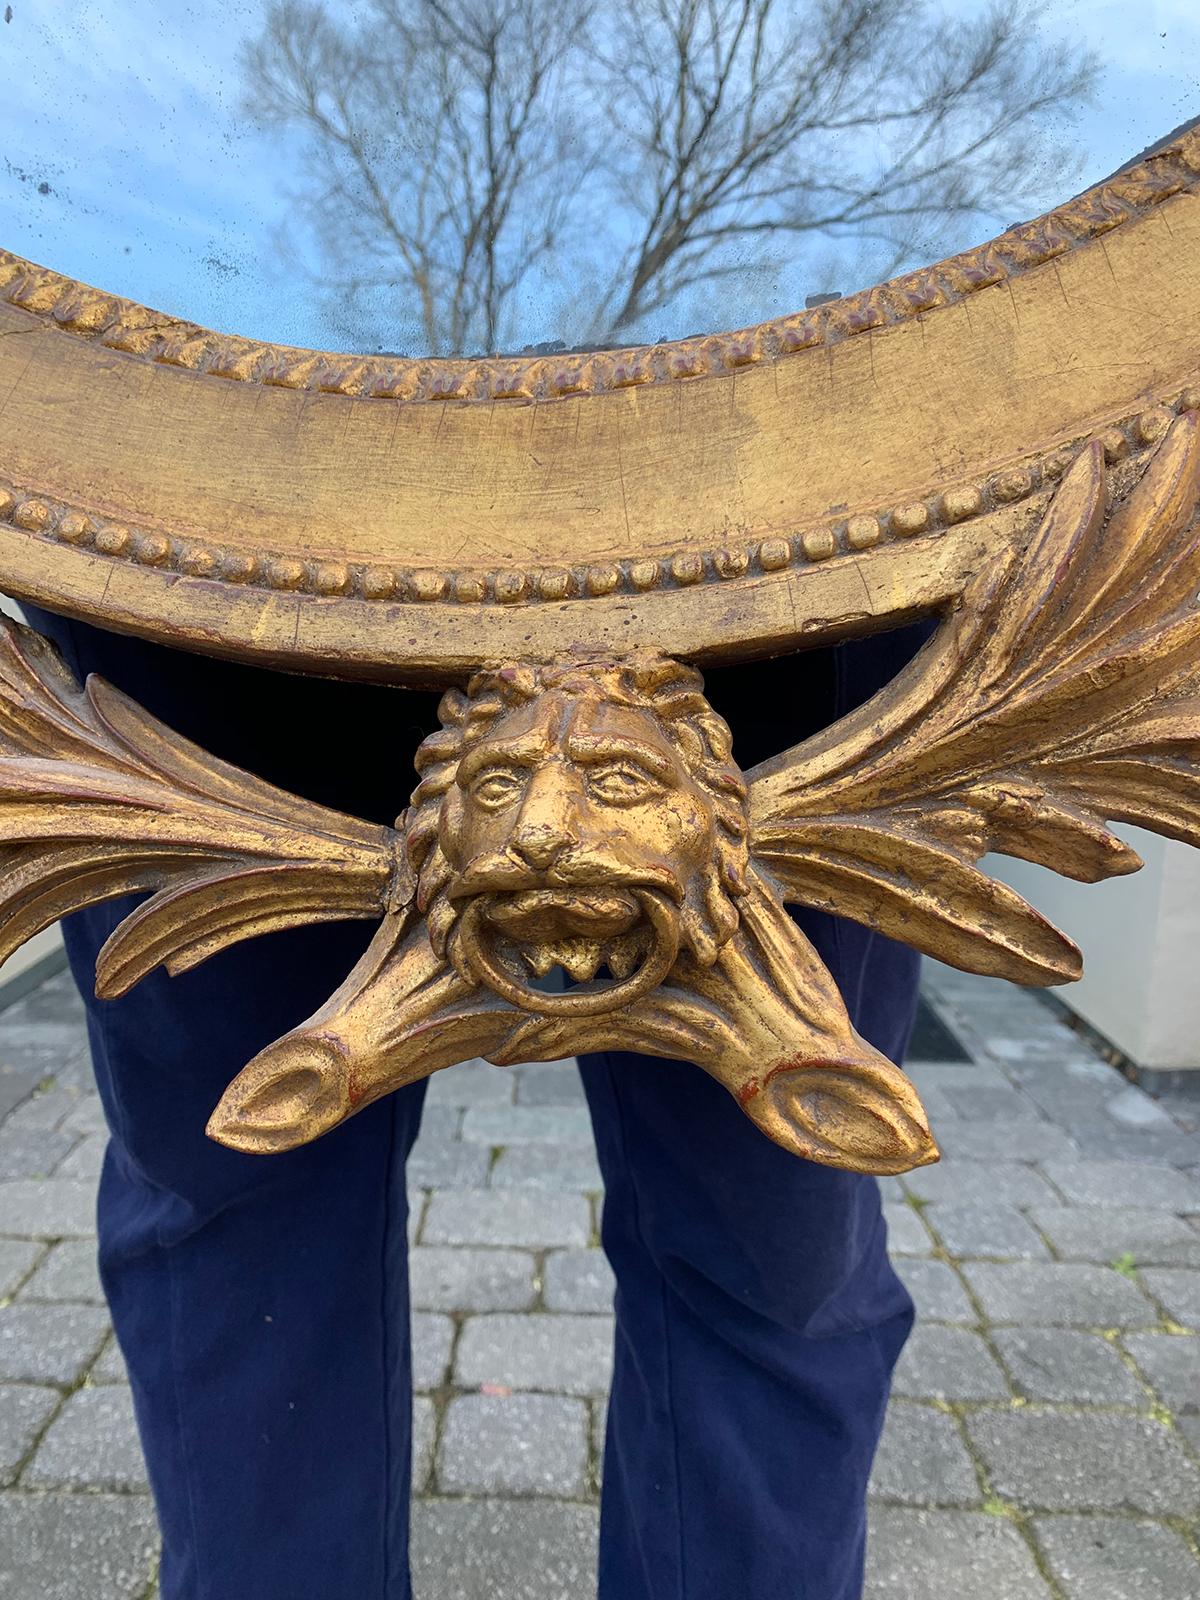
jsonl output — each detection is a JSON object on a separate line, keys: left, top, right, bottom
{"left": 965, "top": 1410, "right": 1200, "bottom": 1514}
{"left": 0, "top": 1178, "right": 97, "bottom": 1236}
{"left": 1032, "top": 1514, "right": 1200, "bottom": 1600}
{"left": 412, "top": 1395, "right": 435, "bottom": 1491}
{"left": 1029, "top": 1206, "right": 1200, "bottom": 1268}
{"left": 1018, "top": 1085, "right": 1122, "bottom": 1132}
{"left": 903, "top": 1162, "right": 1059, "bottom": 1208}
{"left": 905, "top": 1061, "right": 1015, "bottom": 1093}
{"left": 894, "top": 1259, "right": 975, "bottom": 1323}
{"left": 1123, "top": 1332, "right": 1198, "bottom": 1414}
{"left": 25, "top": 1385, "right": 148, "bottom": 1491}
{"left": 866, "top": 1506, "right": 1052, "bottom": 1599}
{"left": 54, "top": 1133, "right": 107, "bottom": 1181}
{"left": 1178, "top": 1413, "right": 1200, "bottom": 1452}
{"left": 19, "top": 1239, "right": 103, "bottom": 1303}
{"left": 491, "top": 1144, "right": 604, "bottom": 1191}
{"left": 11, "top": 972, "right": 85, "bottom": 1024}
{"left": 0, "top": 1302, "right": 109, "bottom": 1382}
{"left": 0, "top": 1126, "right": 74, "bottom": 1179}
{"left": 424, "top": 1189, "right": 590, "bottom": 1249}
{"left": 0, "top": 1491, "right": 159, "bottom": 1599}
{"left": 415, "top": 1105, "right": 463, "bottom": 1144}
{"left": 991, "top": 1327, "right": 1144, "bottom": 1405}
{"left": 461, "top": 1104, "right": 595, "bottom": 1146}
{"left": 0, "top": 1382, "right": 58, "bottom": 1485}
{"left": 439, "top": 1392, "right": 588, "bottom": 1496}
{"left": 424, "top": 1060, "right": 515, "bottom": 1107}
{"left": 891, "top": 1326, "right": 1009, "bottom": 1401}
{"left": 931, "top": 1119, "right": 1079, "bottom": 1164}
{"left": 90, "top": 1335, "right": 128, "bottom": 1384}
{"left": 928, "top": 1203, "right": 1049, "bottom": 1260}
{"left": 2, "top": 1083, "right": 86, "bottom": 1132}
{"left": 1016, "top": 1052, "right": 1126, "bottom": 1086}
{"left": 28, "top": 1060, "right": 93, "bottom": 1098}
{"left": 962, "top": 1262, "right": 1155, "bottom": 1327}
{"left": 1105, "top": 1084, "right": 1180, "bottom": 1129}
{"left": 941, "top": 1085, "right": 1044, "bottom": 1122}
{"left": 406, "top": 1141, "right": 491, "bottom": 1190}
{"left": 0, "top": 1021, "right": 89, "bottom": 1076}
{"left": 455, "top": 1313, "right": 613, "bottom": 1397}
{"left": 1141, "top": 1268, "right": 1200, "bottom": 1326}
{"left": 869, "top": 1404, "right": 979, "bottom": 1507}
{"left": 0, "top": 1064, "right": 41, "bottom": 1121}
{"left": 1042, "top": 1159, "right": 1200, "bottom": 1211}
{"left": 1069, "top": 1127, "right": 1200, "bottom": 1166}
{"left": 883, "top": 1202, "right": 933, "bottom": 1256}
{"left": 57, "top": 1095, "right": 108, "bottom": 1137}
{"left": 943, "top": 989, "right": 1053, "bottom": 1024}
{"left": 516, "top": 1062, "right": 587, "bottom": 1107}
{"left": 987, "top": 1031, "right": 1105, "bottom": 1065}
{"left": 412, "top": 1311, "right": 454, "bottom": 1391}
{"left": 0, "top": 1237, "right": 40, "bottom": 1297}
{"left": 543, "top": 1249, "right": 615, "bottom": 1313}
{"left": 411, "top": 1247, "right": 536, "bottom": 1312}
{"left": 411, "top": 1499, "right": 598, "bottom": 1600}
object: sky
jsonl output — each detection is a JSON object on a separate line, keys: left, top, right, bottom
{"left": 1, "top": 0, "right": 1198, "bottom": 353}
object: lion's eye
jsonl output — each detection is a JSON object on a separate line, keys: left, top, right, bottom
{"left": 470, "top": 767, "right": 526, "bottom": 810}
{"left": 587, "top": 763, "right": 661, "bottom": 805}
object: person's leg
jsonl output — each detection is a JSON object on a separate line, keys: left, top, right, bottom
{"left": 22, "top": 609, "right": 440, "bottom": 1600}
{"left": 580, "top": 921, "right": 916, "bottom": 1600}
{"left": 580, "top": 631, "right": 929, "bottom": 1600}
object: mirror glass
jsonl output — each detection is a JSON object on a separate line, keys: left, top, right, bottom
{"left": 3, "top": 1, "right": 1196, "bottom": 355}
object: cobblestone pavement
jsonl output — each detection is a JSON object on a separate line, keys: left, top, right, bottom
{"left": 0, "top": 962, "right": 1198, "bottom": 1598}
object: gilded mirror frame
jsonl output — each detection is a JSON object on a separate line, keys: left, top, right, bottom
{"left": 0, "top": 124, "right": 1198, "bottom": 1174}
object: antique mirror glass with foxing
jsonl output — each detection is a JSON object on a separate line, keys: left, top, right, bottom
{"left": 1, "top": 1, "right": 1200, "bottom": 1178}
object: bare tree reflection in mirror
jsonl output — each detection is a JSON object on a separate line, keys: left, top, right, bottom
{"left": 244, "top": 0, "right": 1096, "bottom": 354}
{"left": 246, "top": 0, "right": 594, "bottom": 354}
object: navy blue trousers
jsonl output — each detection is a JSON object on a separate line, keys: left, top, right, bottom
{"left": 27, "top": 608, "right": 922, "bottom": 1600}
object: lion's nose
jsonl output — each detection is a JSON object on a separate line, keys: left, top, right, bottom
{"left": 510, "top": 824, "right": 573, "bottom": 870}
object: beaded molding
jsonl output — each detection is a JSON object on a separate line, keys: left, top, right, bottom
{"left": 1, "top": 130, "right": 1197, "bottom": 405}
{"left": 1, "top": 399, "right": 1192, "bottom": 606}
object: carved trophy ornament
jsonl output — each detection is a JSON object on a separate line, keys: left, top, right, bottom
{"left": 1, "top": 126, "right": 1200, "bottom": 1174}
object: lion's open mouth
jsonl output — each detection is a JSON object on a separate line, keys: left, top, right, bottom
{"left": 477, "top": 887, "right": 652, "bottom": 984}
{"left": 451, "top": 888, "right": 680, "bottom": 1016}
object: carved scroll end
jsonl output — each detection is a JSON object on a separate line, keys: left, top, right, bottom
{"left": 737, "top": 1053, "right": 938, "bottom": 1176}
{"left": 640, "top": 876, "right": 939, "bottom": 1175}
{"left": 207, "top": 1031, "right": 354, "bottom": 1154}
{"left": 205, "top": 909, "right": 521, "bottom": 1154}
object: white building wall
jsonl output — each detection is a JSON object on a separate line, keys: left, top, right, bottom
{"left": 993, "top": 826, "right": 1200, "bottom": 1072}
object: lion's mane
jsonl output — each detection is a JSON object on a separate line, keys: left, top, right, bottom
{"left": 404, "top": 651, "right": 751, "bottom": 966}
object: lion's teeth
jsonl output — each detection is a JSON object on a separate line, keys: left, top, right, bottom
{"left": 523, "top": 944, "right": 557, "bottom": 978}
{"left": 560, "top": 940, "right": 603, "bottom": 982}
{"left": 605, "top": 936, "right": 640, "bottom": 980}
{"left": 521, "top": 934, "right": 646, "bottom": 984}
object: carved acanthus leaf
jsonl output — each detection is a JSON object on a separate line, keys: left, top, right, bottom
{"left": 748, "top": 413, "right": 1200, "bottom": 985}
{"left": 0, "top": 620, "right": 402, "bottom": 995}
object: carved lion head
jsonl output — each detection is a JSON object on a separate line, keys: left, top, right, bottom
{"left": 405, "top": 650, "right": 750, "bottom": 1014}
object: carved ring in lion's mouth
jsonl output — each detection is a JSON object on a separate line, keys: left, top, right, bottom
{"left": 451, "top": 886, "right": 681, "bottom": 1016}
